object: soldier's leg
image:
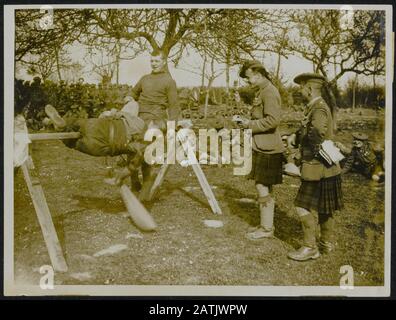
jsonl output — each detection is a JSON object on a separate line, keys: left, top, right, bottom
{"left": 44, "top": 104, "right": 84, "bottom": 148}
{"left": 45, "top": 104, "right": 66, "bottom": 129}
{"left": 287, "top": 207, "right": 320, "bottom": 261}
{"left": 318, "top": 213, "right": 335, "bottom": 254}
{"left": 139, "top": 161, "right": 156, "bottom": 202}
{"left": 127, "top": 153, "right": 143, "bottom": 192}
{"left": 130, "top": 169, "right": 142, "bottom": 192}
{"left": 137, "top": 118, "right": 165, "bottom": 201}
{"left": 246, "top": 184, "right": 275, "bottom": 240}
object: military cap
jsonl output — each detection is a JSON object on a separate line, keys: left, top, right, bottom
{"left": 239, "top": 60, "right": 267, "bottom": 78}
{"left": 293, "top": 73, "right": 326, "bottom": 85}
{"left": 352, "top": 132, "right": 368, "bottom": 141}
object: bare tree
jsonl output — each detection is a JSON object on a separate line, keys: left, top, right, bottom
{"left": 15, "top": 9, "right": 87, "bottom": 62}
{"left": 288, "top": 9, "right": 385, "bottom": 84}
{"left": 83, "top": 9, "right": 221, "bottom": 58}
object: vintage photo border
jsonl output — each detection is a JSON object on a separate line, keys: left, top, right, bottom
{"left": 3, "top": 3, "right": 393, "bottom": 297}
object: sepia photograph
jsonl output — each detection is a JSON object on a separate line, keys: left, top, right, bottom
{"left": 4, "top": 4, "right": 392, "bottom": 297}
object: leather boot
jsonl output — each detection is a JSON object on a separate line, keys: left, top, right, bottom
{"left": 246, "top": 197, "right": 274, "bottom": 240}
{"left": 44, "top": 104, "right": 66, "bottom": 129}
{"left": 288, "top": 213, "right": 320, "bottom": 261}
{"left": 319, "top": 215, "right": 335, "bottom": 254}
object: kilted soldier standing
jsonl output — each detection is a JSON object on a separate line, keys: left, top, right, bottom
{"left": 238, "top": 60, "right": 285, "bottom": 240}
{"left": 288, "top": 73, "right": 343, "bottom": 261}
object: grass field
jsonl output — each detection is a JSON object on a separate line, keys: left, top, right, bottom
{"left": 13, "top": 111, "right": 386, "bottom": 287}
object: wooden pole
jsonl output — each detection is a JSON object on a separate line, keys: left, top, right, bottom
{"left": 21, "top": 159, "right": 68, "bottom": 272}
{"left": 29, "top": 132, "right": 81, "bottom": 141}
{"left": 191, "top": 163, "right": 222, "bottom": 215}
{"left": 147, "top": 163, "right": 170, "bottom": 201}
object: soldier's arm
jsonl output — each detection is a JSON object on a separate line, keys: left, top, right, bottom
{"left": 166, "top": 78, "right": 181, "bottom": 121}
{"left": 306, "top": 108, "right": 328, "bottom": 156}
{"left": 310, "top": 109, "right": 328, "bottom": 140}
{"left": 131, "top": 78, "right": 143, "bottom": 101}
{"left": 248, "top": 89, "right": 281, "bottom": 134}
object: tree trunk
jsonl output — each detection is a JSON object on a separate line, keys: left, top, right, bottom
{"left": 275, "top": 48, "right": 282, "bottom": 82}
{"left": 225, "top": 63, "right": 230, "bottom": 93}
{"left": 225, "top": 50, "right": 231, "bottom": 92}
{"left": 352, "top": 73, "right": 358, "bottom": 112}
{"left": 373, "top": 74, "right": 376, "bottom": 90}
{"left": 55, "top": 47, "right": 62, "bottom": 82}
{"left": 204, "top": 78, "right": 213, "bottom": 119}
{"left": 116, "top": 56, "right": 119, "bottom": 85}
{"left": 201, "top": 54, "right": 207, "bottom": 88}
{"left": 333, "top": 56, "right": 337, "bottom": 79}
{"left": 115, "top": 40, "right": 121, "bottom": 85}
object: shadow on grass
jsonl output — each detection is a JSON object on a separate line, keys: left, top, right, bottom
{"left": 72, "top": 194, "right": 125, "bottom": 213}
{"left": 221, "top": 183, "right": 303, "bottom": 248}
{"left": 146, "top": 179, "right": 214, "bottom": 212}
{"left": 221, "top": 184, "right": 258, "bottom": 226}
{"left": 273, "top": 208, "right": 302, "bottom": 249}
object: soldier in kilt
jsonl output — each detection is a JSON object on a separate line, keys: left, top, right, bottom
{"left": 288, "top": 73, "right": 343, "bottom": 261}
{"left": 238, "top": 60, "right": 285, "bottom": 240}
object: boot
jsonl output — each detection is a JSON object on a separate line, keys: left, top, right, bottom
{"left": 319, "top": 215, "right": 335, "bottom": 254}
{"left": 44, "top": 104, "right": 66, "bottom": 129}
{"left": 246, "top": 197, "right": 275, "bottom": 240}
{"left": 288, "top": 213, "right": 320, "bottom": 261}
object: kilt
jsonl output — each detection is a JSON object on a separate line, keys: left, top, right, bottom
{"left": 294, "top": 175, "right": 343, "bottom": 216}
{"left": 249, "top": 151, "right": 284, "bottom": 186}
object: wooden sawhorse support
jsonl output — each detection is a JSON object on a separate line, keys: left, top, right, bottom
{"left": 145, "top": 133, "right": 222, "bottom": 215}
{"left": 19, "top": 128, "right": 222, "bottom": 275}
{"left": 147, "top": 163, "right": 222, "bottom": 215}
{"left": 19, "top": 132, "right": 81, "bottom": 273}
